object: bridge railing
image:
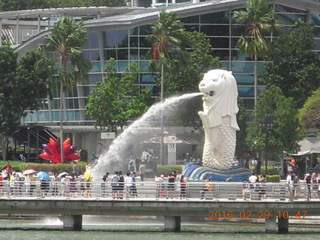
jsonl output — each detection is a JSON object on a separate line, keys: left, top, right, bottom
{"left": 0, "top": 180, "right": 317, "bottom": 201}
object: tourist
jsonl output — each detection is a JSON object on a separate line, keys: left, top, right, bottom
{"left": 248, "top": 173, "right": 258, "bottom": 191}
{"left": 138, "top": 160, "right": 146, "bottom": 181}
{"left": 258, "top": 174, "right": 267, "bottom": 199}
{"left": 68, "top": 173, "right": 77, "bottom": 198}
{"left": 3, "top": 162, "right": 12, "bottom": 174}
{"left": 29, "top": 173, "right": 36, "bottom": 196}
{"left": 0, "top": 172, "right": 3, "bottom": 196}
{"left": 130, "top": 172, "right": 138, "bottom": 197}
{"left": 200, "top": 179, "right": 213, "bottom": 199}
{"left": 101, "top": 171, "right": 109, "bottom": 197}
{"left": 10, "top": 172, "right": 19, "bottom": 196}
{"left": 72, "top": 161, "right": 79, "bottom": 176}
{"left": 311, "top": 171, "right": 319, "bottom": 198}
{"left": 175, "top": 170, "right": 182, "bottom": 198}
{"left": 155, "top": 175, "right": 165, "bottom": 198}
{"left": 125, "top": 172, "right": 133, "bottom": 198}
{"left": 180, "top": 175, "right": 187, "bottom": 199}
{"left": 251, "top": 158, "right": 258, "bottom": 174}
{"left": 51, "top": 172, "right": 59, "bottom": 197}
{"left": 242, "top": 179, "right": 250, "bottom": 200}
{"left": 291, "top": 172, "right": 300, "bottom": 199}
{"left": 111, "top": 171, "right": 120, "bottom": 199}
{"left": 167, "top": 171, "right": 176, "bottom": 199}
{"left": 305, "top": 173, "right": 311, "bottom": 199}
{"left": 118, "top": 171, "right": 125, "bottom": 199}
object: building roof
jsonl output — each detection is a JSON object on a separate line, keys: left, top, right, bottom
{"left": 15, "top": 0, "right": 320, "bottom": 58}
{"left": 12, "top": 125, "right": 57, "bottom": 148}
{"left": 84, "top": 0, "right": 320, "bottom": 29}
{"left": 0, "top": 6, "right": 144, "bottom": 19}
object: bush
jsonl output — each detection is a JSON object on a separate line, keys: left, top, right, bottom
{"left": 0, "top": 160, "right": 87, "bottom": 174}
{"left": 157, "top": 164, "right": 182, "bottom": 176}
{"left": 266, "top": 175, "right": 281, "bottom": 182}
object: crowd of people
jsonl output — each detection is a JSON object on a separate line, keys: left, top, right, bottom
{"left": 0, "top": 161, "right": 96, "bottom": 198}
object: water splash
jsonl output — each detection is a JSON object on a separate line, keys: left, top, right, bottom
{"left": 92, "top": 92, "right": 203, "bottom": 179}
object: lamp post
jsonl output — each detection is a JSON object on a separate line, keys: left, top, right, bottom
{"left": 160, "top": 64, "right": 164, "bottom": 165}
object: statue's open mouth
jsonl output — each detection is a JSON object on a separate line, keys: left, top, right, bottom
{"left": 208, "top": 91, "right": 214, "bottom": 96}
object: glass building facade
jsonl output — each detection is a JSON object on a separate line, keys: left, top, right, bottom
{"left": 19, "top": 0, "right": 320, "bottom": 126}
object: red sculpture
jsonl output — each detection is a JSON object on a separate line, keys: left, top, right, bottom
{"left": 39, "top": 138, "right": 80, "bottom": 164}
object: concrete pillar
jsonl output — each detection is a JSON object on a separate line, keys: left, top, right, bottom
{"left": 278, "top": 217, "right": 289, "bottom": 233}
{"left": 164, "top": 216, "right": 181, "bottom": 232}
{"left": 265, "top": 217, "right": 277, "bottom": 233}
{"left": 63, "top": 215, "right": 83, "bottom": 231}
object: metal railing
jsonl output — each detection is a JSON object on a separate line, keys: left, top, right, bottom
{"left": 0, "top": 180, "right": 318, "bottom": 201}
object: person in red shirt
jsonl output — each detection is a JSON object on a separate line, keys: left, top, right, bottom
{"left": 3, "top": 162, "right": 11, "bottom": 174}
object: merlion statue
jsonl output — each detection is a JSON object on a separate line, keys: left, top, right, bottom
{"left": 198, "top": 69, "right": 239, "bottom": 170}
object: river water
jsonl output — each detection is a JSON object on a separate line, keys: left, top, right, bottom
{"left": 0, "top": 216, "right": 319, "bottom": 240}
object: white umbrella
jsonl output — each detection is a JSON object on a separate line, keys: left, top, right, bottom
{"left": 23, "top": 169, "right": 36, "bottom": 175}
{"left": 58, "top": 172, "right": 68, "bottom": 179}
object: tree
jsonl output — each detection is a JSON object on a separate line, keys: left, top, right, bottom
{"left": 44, "top": 17, "right": 92, "bottom": 163}
{"left": 86, "top": 59, "right": 151, "bottom": 131}
{"left": 162, "top": 31, "right": 219, "bottom": 131}
{"left": 165, "top": 31, "right": 219, "bottom": 95}
{"left": 299, "top": 88, "right": 320, "bottom": 129}
{"left": 235, "top": 98, "right": 250, "bottom": 163}
{"left": 246, "top": 85, "right": 304, "bottom": 165}
{"left": 262, "top": 23, "right": 320, "bottom": 108}
{"left": 0, "top": 46, "right": 54, "bottom": 160}
{"left": 233, "top": 0, "right": 279, "bottom": 106}
{"left": 148, "top": 10, "right": 188, "bottom": 164}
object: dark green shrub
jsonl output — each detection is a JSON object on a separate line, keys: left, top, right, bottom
{"left": 266, "top": 175, "right": 281, "bottom": 182}
{"left": 157, "top": 165, "right": 182, "bottom": 176}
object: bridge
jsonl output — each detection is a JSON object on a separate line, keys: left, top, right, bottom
{"left": 0, "top": 181, "right": 319, "bottom": 233}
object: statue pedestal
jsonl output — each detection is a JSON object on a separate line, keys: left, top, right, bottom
{"left": 183, "top": 165, "right": 251, "bottom": 182}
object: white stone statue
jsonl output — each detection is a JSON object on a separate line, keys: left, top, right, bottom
{"left": 198, "top": 69, "right": 239, "bottom": 170}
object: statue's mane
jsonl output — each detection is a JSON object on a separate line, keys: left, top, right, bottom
{"left": 205, "top": 70, "right": 239, "bottom": 130}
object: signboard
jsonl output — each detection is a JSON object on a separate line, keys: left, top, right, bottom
{"left": 168, "top": 143, "right": 176, "bottom": 153}
{"left": 101, "top": 132, "right": 115, "bottom": 139}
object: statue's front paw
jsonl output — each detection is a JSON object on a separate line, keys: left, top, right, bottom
{"left": 198, "top": 111, "right": 204, "bottom": 117}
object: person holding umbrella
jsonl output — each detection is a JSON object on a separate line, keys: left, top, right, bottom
{"left": 36, "top": 171, "right": 50, "bottom": 198}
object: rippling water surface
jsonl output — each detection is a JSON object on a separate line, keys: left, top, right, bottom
{"left": 0, "top": 216, "right": 319, "bottom": 240}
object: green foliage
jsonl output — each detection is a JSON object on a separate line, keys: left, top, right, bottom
{"left": 147, "top": 11, "right": 219, "bottom": 131}
{"left": 266, "top": 175, "right": 280, "bottom": 182}
{"left": 86, "top": 58, "right": 152, "bottom": 131}
{"left": 148, "top": 10, "right": 189, "bottom": 78}
{"left": 45, "top": 17, "right": 92, "bottom": 92}
{"left": 233, "top": 0, "right": 280, "bottom": 58}
{"left": 165, "top": 31, "right": 219, "bottom": 96}
{"left": 235, "top": 98, "right": 250, "bottom": 159}
{"left": 247, "top": 85, "right": 304, "bottom": 155}
{"left": 299, "top": 88, "right": 320, "bottom": 129}
{"left": 0, "top": 46, "right": 53, "bottom": 137}
{"left": 262, "top": 23, "right": 320, "bottom": 108}
{"left": 44, "top": 16, "right": 92, "bottom": 163}
{"left": 156, "top": 164, "right": 182, "bottom": 176}
{"left": 0, "top": 161, "right": 87, "bottom": 174}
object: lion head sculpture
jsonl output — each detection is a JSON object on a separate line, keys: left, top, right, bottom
{"left": 199, "top": 69, "right": 239, "bottom": 131}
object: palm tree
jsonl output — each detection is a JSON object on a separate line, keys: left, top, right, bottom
{"left": 233, "top": 0, "right": 279, "bottom": 106}
{"left": 45, "top": 17, "right": 92, "bottom": 163}
{"left": 149, "top": 10, "right": 187, "bottom": 165}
